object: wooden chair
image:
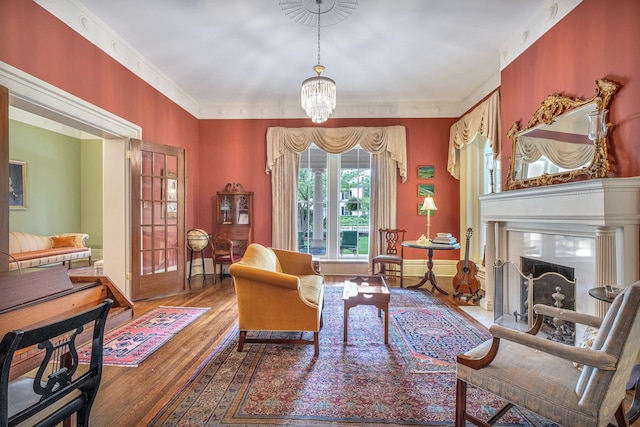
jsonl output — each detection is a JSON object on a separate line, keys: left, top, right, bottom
{"left": 456, "top": 281, "right": 640, "bottom": 427}
{"left": 371, "top": 228, "right": 406, "bottom": 287}
{"left": 212, "top": 236, "right": 242, "bottom": 281}
{"left": 339, "top": 230, "right": 358, "bottom": 254}
{"left": 1, "top": 298, "right": 113, "bottom": 427}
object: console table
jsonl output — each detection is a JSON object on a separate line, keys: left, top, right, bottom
{"left": 401, "top": 240, "right": 460, "bottom": 295}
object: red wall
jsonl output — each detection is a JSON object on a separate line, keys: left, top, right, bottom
{"left": 0, "top": 0, "right": 201, "bottom": 228}
{"left": 0, "top": 1, "right": 460, "bottom": 261}
{"left": 17, "top": 0, "right": 640, "bottom": 262}
{"left": 500, "top": 0, "right": 640, "bottom": 183}
{"left": 198, "top": 117, "right": 459, "bottom": 260}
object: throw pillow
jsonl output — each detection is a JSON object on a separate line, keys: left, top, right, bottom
{"left": 574, "top": 326, "right": 598, "bottom": 371}
{"left": 51, "top": 236, "right": 76, "bottom": 248}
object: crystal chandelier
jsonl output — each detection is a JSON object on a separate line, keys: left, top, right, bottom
{"left": 300, "top": 0, "right": 336, "bottom": 124}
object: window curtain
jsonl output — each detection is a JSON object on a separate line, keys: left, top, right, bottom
{"left": 447, "top": 91, "right": 501, "bottom": 270}
{"left": 447, "top": 91, "right": 501, "bottom": 179}
{"left": 266, "top": 126, "right": 407, "bottom": 265}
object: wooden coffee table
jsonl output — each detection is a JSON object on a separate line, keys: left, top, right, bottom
{"left": 343, "top": 275, "right": 390, "bottom": 344}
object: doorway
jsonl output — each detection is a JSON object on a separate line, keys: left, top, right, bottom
{"left": 1, "top": 65, "right": 141, "bottom": 294}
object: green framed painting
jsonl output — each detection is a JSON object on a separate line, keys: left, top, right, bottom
{"left": 417, "top": 165, "right": 435, "bottom": 179}
{"left": 418, "top": 203, "right": 436, "bottom": 216}
{"left": 417, "top": 184, "right": 434, "bottom": 197}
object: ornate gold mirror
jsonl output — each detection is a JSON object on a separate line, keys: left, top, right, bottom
{"left": 506, "top": 78, "right": 621, "bottom": 190}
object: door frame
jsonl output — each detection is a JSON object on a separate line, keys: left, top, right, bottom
{"left": 0, "top": 62, "right": 141, "bottom": 295}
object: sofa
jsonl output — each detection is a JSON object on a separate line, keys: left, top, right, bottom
{"left": 8, "top": 231, "right": 92, "bottom": 271}
{"left": 229, "top": 243, "right": 324, "bottom": 356}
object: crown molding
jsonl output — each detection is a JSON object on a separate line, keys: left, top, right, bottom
{"left": 35, "top": 0, "right": 578, "bottom": 121}
{"left": 499, "top": 0, "right": 582, "bottom": 70}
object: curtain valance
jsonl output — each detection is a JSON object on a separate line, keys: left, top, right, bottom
{"left": 266, "top": 126, "right": 407, "bottom": 183}
{"left": 447, "top": 91, "right": 501, "bottom": 179}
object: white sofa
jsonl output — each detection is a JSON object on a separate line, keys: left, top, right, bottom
{"left": 8, "top": 231, "right": 92, "bottom": 271}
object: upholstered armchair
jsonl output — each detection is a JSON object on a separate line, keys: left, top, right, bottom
{"left": 456, "top": 281, "right": 640, "bottom": 427}
{"left": 229, "top": 243, "right": 324, "bottom": 356}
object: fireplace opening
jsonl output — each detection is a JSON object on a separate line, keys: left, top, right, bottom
{"left": 514, "top": 257, "right": 576, "bottom": 345}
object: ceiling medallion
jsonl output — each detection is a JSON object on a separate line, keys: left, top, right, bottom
{"left": 280, "top": 0, "right": 357, "bottom": 27}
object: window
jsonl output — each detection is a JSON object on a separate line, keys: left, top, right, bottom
{"left": 460, "top": 134, "right": 498, "bottom": 267}
{"left": 298, "top": 144, "right": 370, "bottom": 258}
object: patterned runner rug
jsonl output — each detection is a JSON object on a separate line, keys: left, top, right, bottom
{"left": 78, "top": 306, "right": 209, "bottom": 367}
{"left": 150, "top": 286, "right": 556, "bottom": 426}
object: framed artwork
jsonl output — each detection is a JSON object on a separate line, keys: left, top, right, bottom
{"left": 238, "top": 212, "right": 249, "bottom": 224}
{"left": 417, "top": 184, "right": 434, "bottom": 197}
{"left": 9, "top": 160, "right": 27, "bottom": 209}
{"left": 417, "top": 165, "right": 435, "bottom": 179}
{"left": 418, "top": 203, "right": 436, "bottom": 216}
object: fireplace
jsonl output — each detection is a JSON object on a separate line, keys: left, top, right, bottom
{"left": 495, "top": 257, "right": 576, "bottom": 343}
{"left": 481, "top": 178, "right": 640, "bottom": 325}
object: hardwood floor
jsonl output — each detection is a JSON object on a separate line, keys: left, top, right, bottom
{"left": 86, "top": 273, "right": 639, "bottom": 426}
{"left": 88, "top": 273, "right": 469, "bottom": 426}
{"left": 90, "top": 275, "right": 238, "bottom": 426}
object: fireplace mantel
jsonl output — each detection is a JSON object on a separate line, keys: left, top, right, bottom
{"left": 480, "top": 177, "right": 640, "bottom": 315}
{"left": 481, "top": 177, "right": 640, "bottom": 227}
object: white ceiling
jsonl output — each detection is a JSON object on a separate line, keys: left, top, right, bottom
{"left": 35, "top": 0, "right": 581, "bottom": 120}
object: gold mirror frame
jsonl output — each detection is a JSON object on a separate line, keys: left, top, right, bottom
{"left": 506, "top": 78, "right": 621, "bottom": 190}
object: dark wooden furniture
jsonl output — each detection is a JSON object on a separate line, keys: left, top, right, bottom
{"left": 371, "top": 228, "right": 406, "bottom": 287}
{"left": 1, "top": 299, "right": 112, "bottom": 427}
{"left": 402, "top": 240, "right": 460, "bottom": 295}
{"left": 0, "top": 266, "right": 134, "bottom": 381}
{"left": 343, "top": 275, "right": 390, "bottom": 344}
{"left": 215, "top": 183, "right": 253, "bottom": 274}
{"left": 211, "top": 237, "right": 241, "bottom": 280}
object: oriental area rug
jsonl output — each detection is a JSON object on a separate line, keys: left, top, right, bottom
{"left": 150, "top": 287, "right": 557, "bottom": 426}
{"left": 78, "top": 306, "right": 209, "bottom": 367}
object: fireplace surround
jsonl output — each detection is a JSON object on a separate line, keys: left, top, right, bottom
{"left": 481, "top": 177, "right": 640, "bottom": 319}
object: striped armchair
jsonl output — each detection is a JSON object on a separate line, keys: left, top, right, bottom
{"left": 456, "top": 281, "right": 640, "bottom": 427}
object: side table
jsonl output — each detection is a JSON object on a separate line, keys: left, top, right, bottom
{"left": 401, "top": 240, "right": 460, "bottom": 295}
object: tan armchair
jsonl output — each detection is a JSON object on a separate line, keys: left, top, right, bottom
{"left": 456, "top": 281, "right": 640, "bottom": 427}
{"left": 229, "top": 243, "right": 324, "bottom": 356}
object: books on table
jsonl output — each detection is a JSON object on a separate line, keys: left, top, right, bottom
{"left": 431, "top": 232, "right": 458, "bottom": 245}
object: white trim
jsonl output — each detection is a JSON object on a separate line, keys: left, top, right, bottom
{"left": 0, "top": 61, "right": 141, "bottom": 139}
{"left": 1, "top": 60, "right": 140, "bottom": 298}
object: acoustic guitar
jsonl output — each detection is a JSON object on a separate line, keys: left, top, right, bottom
{"left": 453, "top": 228, "right": 481, "bottom": 301}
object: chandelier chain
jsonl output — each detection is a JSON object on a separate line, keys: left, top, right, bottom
{"left": 316, "top": 0, "right": 321, "bottom": 66}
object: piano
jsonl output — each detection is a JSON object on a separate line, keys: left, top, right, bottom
{"left": 0, "top": 266, "right": 134, "bottom": 380}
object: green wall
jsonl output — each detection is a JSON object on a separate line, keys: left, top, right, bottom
{"left": 9, "top": 120, "right": 103, "bottom": 249}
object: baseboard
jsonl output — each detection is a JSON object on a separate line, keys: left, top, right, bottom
{"left": 187, "top": 258, "right": 460, "bottom": 279}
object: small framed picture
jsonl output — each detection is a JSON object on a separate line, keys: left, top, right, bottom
{"left": 418, "top": 184, "right": 434, "bottom": 197}
{"left": 418, "top": 165, "right": 435, "bottom": 179}
{"left": 238, "top": 213, "right": 249, "bottom": 224}
{"left": 9, "top": 160, "right": 27, "bottom": 209}
{"left": 418, "top": 204, "right": 436, "bottom": 216}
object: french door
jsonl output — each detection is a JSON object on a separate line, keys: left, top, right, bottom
{"left": 130, "top": 139, "right": 185, "bottom": 300}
